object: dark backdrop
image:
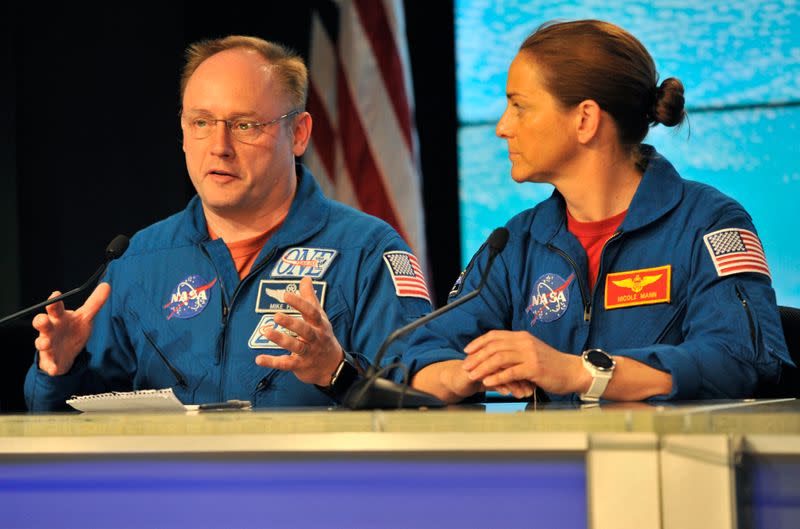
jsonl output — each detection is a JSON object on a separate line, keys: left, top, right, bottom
{"left": 0, "top": 1, "right": 459, "bottom": 411}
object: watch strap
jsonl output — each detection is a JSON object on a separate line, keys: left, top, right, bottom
{"left": 579, "top": 349, "right": 615, "bottom": 402}
{"left": 315, "top": 351, "right": 360, "bottom": 401}
{"left": 579, "top": 370, "right": 612, "bottom": 402}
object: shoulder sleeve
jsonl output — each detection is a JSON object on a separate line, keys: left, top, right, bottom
{"left": 613, "top": 205, "right": 791, "bottom": 399}
{"left": 347, "top": 230, "right": 439, "bottom": 381}
{"left": 399, "top": 233, "right": 516, "bottom": 377}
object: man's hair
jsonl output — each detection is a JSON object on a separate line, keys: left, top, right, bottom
{"left": 180, "top": 35, "right": 308, "bottom": 110}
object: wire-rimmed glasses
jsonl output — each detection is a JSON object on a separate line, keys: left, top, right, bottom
{"left": 181, "top": 109, "right": 301, "bottom": 144}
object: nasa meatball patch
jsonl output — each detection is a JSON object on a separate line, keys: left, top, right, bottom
{"left": 525, "top": 273, "right": 574, "bottom": 325}
{"left": 163, "top": 275, "right": 217, "bottom": 320}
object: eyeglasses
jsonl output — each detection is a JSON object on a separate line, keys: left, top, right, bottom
{"left": 181, "top": 109, "right": 301, "bottom": 144}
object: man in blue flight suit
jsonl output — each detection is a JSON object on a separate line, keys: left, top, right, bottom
{"left": 25, "top": 36, "right": 456, "bottom": 410}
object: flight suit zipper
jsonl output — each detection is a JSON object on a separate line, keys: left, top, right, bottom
{"left": 546, "top": 231, "right": 622, "bottom": 323}
{"left": 546, "top": 244, "right": 591, "bottom": 322}
{"left": 591, "top": 230, "right": 623, "bottom": 314}
{"left": 216, "top": 248, "right": 278, "bottom": 402}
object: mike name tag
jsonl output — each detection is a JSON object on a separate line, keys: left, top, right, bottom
{"left": 255, "top": 279, "right": 327, "bottom": 313}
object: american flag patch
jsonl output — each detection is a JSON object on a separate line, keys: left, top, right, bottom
{"left": 383, "top": 251, "right": 431, "bottom": 302}
{"left": 703, "top": 228, "right": 771, "bottom": 279}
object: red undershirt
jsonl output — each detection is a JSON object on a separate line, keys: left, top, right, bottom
{"left": 208, "top": 216, "right": 286, "bottom": 279}
{"left": 566, "top": 208, "right": 627, "bottom": 292}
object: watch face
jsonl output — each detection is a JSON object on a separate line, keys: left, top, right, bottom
{"left": 586, "top": 350, "right": 614, "bottom": 370}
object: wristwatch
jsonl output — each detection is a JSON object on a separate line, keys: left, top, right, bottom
{"left": 315, "top": 351, "right": 360, "bottom": 400}
{"left": 579, "top": 348, "right": 616, "bottom": 402}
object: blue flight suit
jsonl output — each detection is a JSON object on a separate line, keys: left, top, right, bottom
{"left": 410, "top": 147, "right": 792, "bottom": 400}
{"left": 25, "top": 165, "right": 450, "bottom": 410}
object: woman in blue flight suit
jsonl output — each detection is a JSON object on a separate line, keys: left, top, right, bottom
{"left": 410, "top": 20, "right": 792, "bottom": 403}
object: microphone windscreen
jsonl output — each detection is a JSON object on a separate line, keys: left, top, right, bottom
{"left": 105, "top": 235, "right": 130, "bottom": 261}
{"left": 487, "top": 227, "right": 509, "bottom": 253}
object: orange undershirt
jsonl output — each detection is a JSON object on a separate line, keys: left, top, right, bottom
{"left": 566, "top": 208, "right": 627, "bottom": 292}
{"left": 208, "top": 217, "right": 285, "bottom": 279}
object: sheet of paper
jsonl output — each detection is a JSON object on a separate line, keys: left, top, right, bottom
{"left": 66, "top": 388, "right": 199, "bottom": 412}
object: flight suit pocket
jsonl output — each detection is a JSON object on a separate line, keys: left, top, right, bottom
{"left": 654, "top": 301, "right": 687, "bottom": 346}
{"left": 733, "top": 284, "right": 759, "bottom": 360}
{"left": 125, "top": 296, "right": 209, "bottom": 403}
{"left": 246, "top": 285, "right": 351, "bottom": 405}
{"left": 324, "top": 285, "right": 352, "bottom": 342}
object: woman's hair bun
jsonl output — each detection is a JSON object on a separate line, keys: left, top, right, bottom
{"left": 652, "top": 77, "right": 686, "bottom": 127}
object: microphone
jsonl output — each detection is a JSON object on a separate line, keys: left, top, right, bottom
{"left": 0, "top": 235, "right": 130, "bottom": 326}
{"left": 343, "top": 227, "right": 510, "bottom": 409}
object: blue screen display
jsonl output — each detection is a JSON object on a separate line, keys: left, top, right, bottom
{"left": 0, "top": 458, "right": 586, "bottom": 529}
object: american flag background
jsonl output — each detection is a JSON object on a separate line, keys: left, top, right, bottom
{"left": 304, "top": 0, "right": 428, "bottom": 269}
{"left": 703, "top": 228, "right": 771, "bottom": 279}
{"left": 383, "top": 251, "right": 431, "bottom": 302}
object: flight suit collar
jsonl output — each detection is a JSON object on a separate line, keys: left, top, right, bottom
{"left": 531, "top": 145, "right": 684, "bottom": 245}
{"left": 182, "top": 163, "right": 330, "bottom": 246}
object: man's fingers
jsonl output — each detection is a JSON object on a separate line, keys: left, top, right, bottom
{"left": 44, "top": 292, "right": 65, "bottom": 319}
{"left": 35, "top": 349, "right": 60, "bottom": 376}
{"left": 282, "top": 292, "right": 316, "bottom": 321}
{"left": 264, "top": 327, "right": 307, "bottom": 356}
{"left": 273, "top": 313, "right": 315, "bottom": 344}
{"left": 282, "top": 295, "right": 322, "bottom": 326}
{"left": 39, "top": 359, "right": 58, "bottom": 376}
{"left": 299, "top": 277, "right": 318, "bottom": 303}
{"left": 255, "top": 353, "right": 301, "bottom": 371}
{"left": 35, "top": 336, "right": 51, "bottom": 351}
{"left": 80, "top": 282, "right": 111, "bottom": 321}
{"left": 283, "top": 278, "right": 324, "bottom": 324}
{"left": 32, "top": 313, "right": 53, "bottom": 333}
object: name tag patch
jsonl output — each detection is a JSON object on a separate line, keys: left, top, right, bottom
{"left": 271, "top": 247, "right": 338, "bottom": 278}
{"left": 605, "top": 265, "right": 671, "bottom": 310}
{"left": 255, "top": 280, "right": 327, "bottom": 313}
{"left": 248, "top": 314, "right": 300, "bottom": 349}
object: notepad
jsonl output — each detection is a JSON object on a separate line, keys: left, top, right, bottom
{"left": 66, "top": 388, "right": 200, "bottom": 412}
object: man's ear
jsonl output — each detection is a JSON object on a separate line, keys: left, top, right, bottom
{"left": 292, "top": 112, "right": 313, "bottom": 156}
